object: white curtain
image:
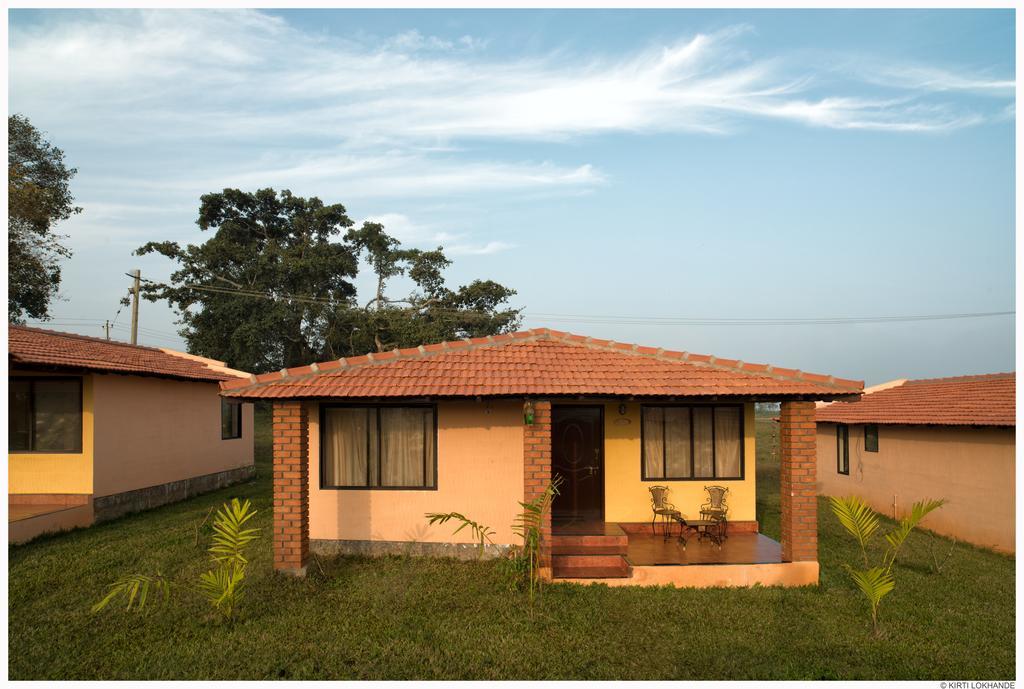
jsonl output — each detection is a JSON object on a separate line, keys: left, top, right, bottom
{"left": 664, "top": 408, "right": 692, "bottom": 478}
{"left": 380, "top": 408, "right": 434, "bottom": 487}
{"left": 692, "top": 407, "right": 714, "bottom": 478}
{"left": 323, "top": 408, "right": 373, "bottom": 487}
{"left": 714, "top": 407, "right": 742, "bottom": 478}
{"left": 642, "top": 407, "right": 664, "bottom": 478}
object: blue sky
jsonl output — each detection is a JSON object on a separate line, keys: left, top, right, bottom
{"left": 8, "top": 8, "right": 1015, "bottom": 384}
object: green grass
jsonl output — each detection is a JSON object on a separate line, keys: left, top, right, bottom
{"left": 8, "top": 412, "right": 1015, "bottom": 679}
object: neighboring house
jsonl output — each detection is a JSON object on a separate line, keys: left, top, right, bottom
{"left": 221, "top": 328, "right": 862, "bottom": 587}
{"left": 9, "top": 325, "right": 256, "bottom": 544}
{"left": 815, "top": 373, "right": 1015, "bottom": 553}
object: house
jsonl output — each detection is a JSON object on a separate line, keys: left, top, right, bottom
{"left": 9, "top": 325, "right": 256, "bottom": 544}
{"left": 815, "top": 373, "right": 1015, "bottom": 553}
{"left": 221, "top": 328, "right": 862, "bottom": 587}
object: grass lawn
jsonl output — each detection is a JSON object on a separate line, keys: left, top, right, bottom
{"left": 8, "top": 411, "right": 1015, "bottom": 680}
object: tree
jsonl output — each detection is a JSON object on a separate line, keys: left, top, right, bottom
{"left": 138, "top": 188, "right": 522, "bottom": 373}
{"left": 136, "top": 188, "right": 359, "bottom": 373}
{"left": 8, "top": 114, "right": 81, "bottom": 322}
{"left": 335, "top": 221, "right": 521, "bottom": 356}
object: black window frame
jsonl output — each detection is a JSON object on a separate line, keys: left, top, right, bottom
{"left": 9, "top": 376, "right": 84, "bottom": 454}
{"left": 319, "top": 402, "right": 438, "bottom": 491}
{"left": 837, "top": 424, "right": 850, "bottom": 475}
{"left": 221, "top": 399, "right": 243, "bottom": 440}
{"left": 864, "top": 424, "right": 879, "bottom": 453}
{"left": 640, "top": 403, "right": 746, "bottom": 481}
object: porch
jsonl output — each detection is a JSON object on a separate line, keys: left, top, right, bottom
{"left": 551, "top": 521, "right": 818, "bottom": 588}
{"left": 9, "top": 495, "right": 94, "bottom": 545}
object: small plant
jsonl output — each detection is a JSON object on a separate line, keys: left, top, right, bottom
{"left": 511, "top": 476, "right": 562, "bottom": 605}
{"left": 423, "top": 476, "right": 562, "bottom": 603}
{"left": 830, "top": 495, "right": 945, "bottom": 635}
{"left": 93, "top": 498, "right": 259, "bottom": 622}
{"left": 425, "top": 511, "right": 496, "bottom": 559}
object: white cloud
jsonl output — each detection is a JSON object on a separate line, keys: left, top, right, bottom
{"left": 358, "top": 212, "right": 515, "bottom": 256}
{"left": 446, "top": 240, "right": 516, "bottom": 256}
{"left": 383, "top": 29, "right": 488, "bottom": 53}
{"left": 851, "top": 62, "right": 1016, "bottom": 96}
{"left": 10, "top": 9, "right": 1013, "bottom": 151}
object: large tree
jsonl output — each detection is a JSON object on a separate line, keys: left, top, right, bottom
{"left": 8, "top": 114, "right": 81, "bottom": 322}
{"left": 139, "top": 188, "right": 521, "bottom": 373}
{"left": 137, "top": 188, "right": 359, "bottom": 372}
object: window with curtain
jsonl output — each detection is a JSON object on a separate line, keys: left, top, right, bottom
{"left": 642, "top": 405, "right": 744, "bottom": 480}
{"left": 9, "top": 377, "right": 83, "bottom": 453}
{"left": 837, "top": 424, "right": 850, "bottom": 475}
{"left": 864, "top": 424, "right": 878, "bottom": 453}
{"left": 322, "top": 405, "right": 436, "bottom": 489}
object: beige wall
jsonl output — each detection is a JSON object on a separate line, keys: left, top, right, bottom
{"left": 307, "top": 400, "right": 525, "bottom": 545}
{"left": 92, "top": 375, "right": 254, "bottom": 498}
{"left": 604, "top": 402, "right": 758, "bottom": 523}
{"left": 816, "top": 423, "right": 1015, "bottom": 553}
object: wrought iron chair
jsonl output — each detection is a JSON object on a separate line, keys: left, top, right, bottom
{"left": 700, "top": 485, "right": 730, "bottom": 540}
{"left": 649, "top": 485, "right": 681, "bottom": 541}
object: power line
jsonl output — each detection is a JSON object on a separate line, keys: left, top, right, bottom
{"left": 523, "top": 310, "right": 1015, "bottom": 326}
{"left": 178, "top": 282, "right": 1013, "bottom": 326}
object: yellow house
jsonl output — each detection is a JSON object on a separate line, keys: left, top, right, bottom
{"left": 8, "top": 325, "right": 255, "bottom": 544}
{"left": 816, "top": 373, "right": 1015, "bottom": 553}
{"left": 222, "top": 328, "right": 862, "bottom": 588}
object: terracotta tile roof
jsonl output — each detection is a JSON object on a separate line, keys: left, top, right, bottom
{"left": 220, "top": 328, "right": 863, "bottom": 400}
{"left": 816, "top": 373, "right": 1015, "bottom": 427}
{"left": 9, "top": 325, "right": 242, "bottom": 383}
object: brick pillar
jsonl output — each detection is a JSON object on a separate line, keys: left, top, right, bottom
{"left": 273, "top": 400, "right": 309, "bottom": 575}
{"left": 523, "top": 400, "right": 553, "bottom": 577}
{"left": 779, "top": 400, "right": 817, "bottom": 562}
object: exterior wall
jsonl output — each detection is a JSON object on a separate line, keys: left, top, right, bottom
{"left": 779, "top": 401, "right": 817, "bottom": 563}
{"left": 566, "top": 561, "right": 819, "bottom": 588}
{"left": 8, "top": 371, "right": 95, "bottom": 495}
{"left": 308, "top": 399, "right": 526, "bottom": 545}
{"left": 816, "top": 422, "right": 1015, "bottom": 553}
{"left": 91, "top": 374, "right": 254, "bottom": 498}
{"left": 603, "top": 402, "right": 758, "bottom": 523}
{"left": 274, "top": 401, "right": 310, "bottom": 574}
{"left": 524, "top": 400, "right": 553, "bottom": 574}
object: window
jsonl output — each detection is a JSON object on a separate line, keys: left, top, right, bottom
{"left": 9, "top": 377, "right": 83, "bottom": 453}
{"left": 321, "top": 405, "right": 436, "bottom": 489}
{"left": 864, "top": 424, "right": 878, "bottom": 452}
{"left": 641, "top": 405, "right": 743, "bottom": 480}
{"left": 837, "top": 424, "right": 850, "bottom": 475}
{"left": 221, "top": 400, "right": 242, "bottom": 439}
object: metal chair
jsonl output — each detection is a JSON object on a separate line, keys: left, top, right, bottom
{"left": 700, "top": 485, "right": 730, "bottom": 539}
{"left": 649, "top": 485, "right": 681, "bottom": 541}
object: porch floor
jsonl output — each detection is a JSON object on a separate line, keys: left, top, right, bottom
{"left": 625, "top": 531, "right": 782, "bottom": 566}
{"left": 551, "top": 521, "right": 783, "bottom": 567}
{"left": 9, "top": 503, "right": 79, "bottom": 522}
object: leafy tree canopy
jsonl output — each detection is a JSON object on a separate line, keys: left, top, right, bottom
{"left": 138, "top": 188, "right": 521, "bottom": 373}
{"left": 8, "top": 114, "right": 81, "bottom": 322}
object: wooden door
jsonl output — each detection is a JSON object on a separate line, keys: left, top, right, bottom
{"left": 551, "top": 406, "right": 604, "bottom": 523}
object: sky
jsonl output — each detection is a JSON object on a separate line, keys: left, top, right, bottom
{"left": 7, "top": 8, "right": 1016, "bottom": 385}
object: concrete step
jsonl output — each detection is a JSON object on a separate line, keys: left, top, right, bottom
{"left": 551, "top": 533, "right": 628, "bottom": 550}
{"left": 551, "top": 543, "right": 627, "bottom": 555}
{"left": 552, "top": 553, "right": 626, "bottom": 569}
{"left": 552, "top": 561, "right": 632, "bottom": 579}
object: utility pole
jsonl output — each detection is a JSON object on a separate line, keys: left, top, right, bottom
{"left": 104, "top": 320, "right": 111, "bottom": 340}
{"left": 130, "top": 269, "right": 141, "bottom": 345}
